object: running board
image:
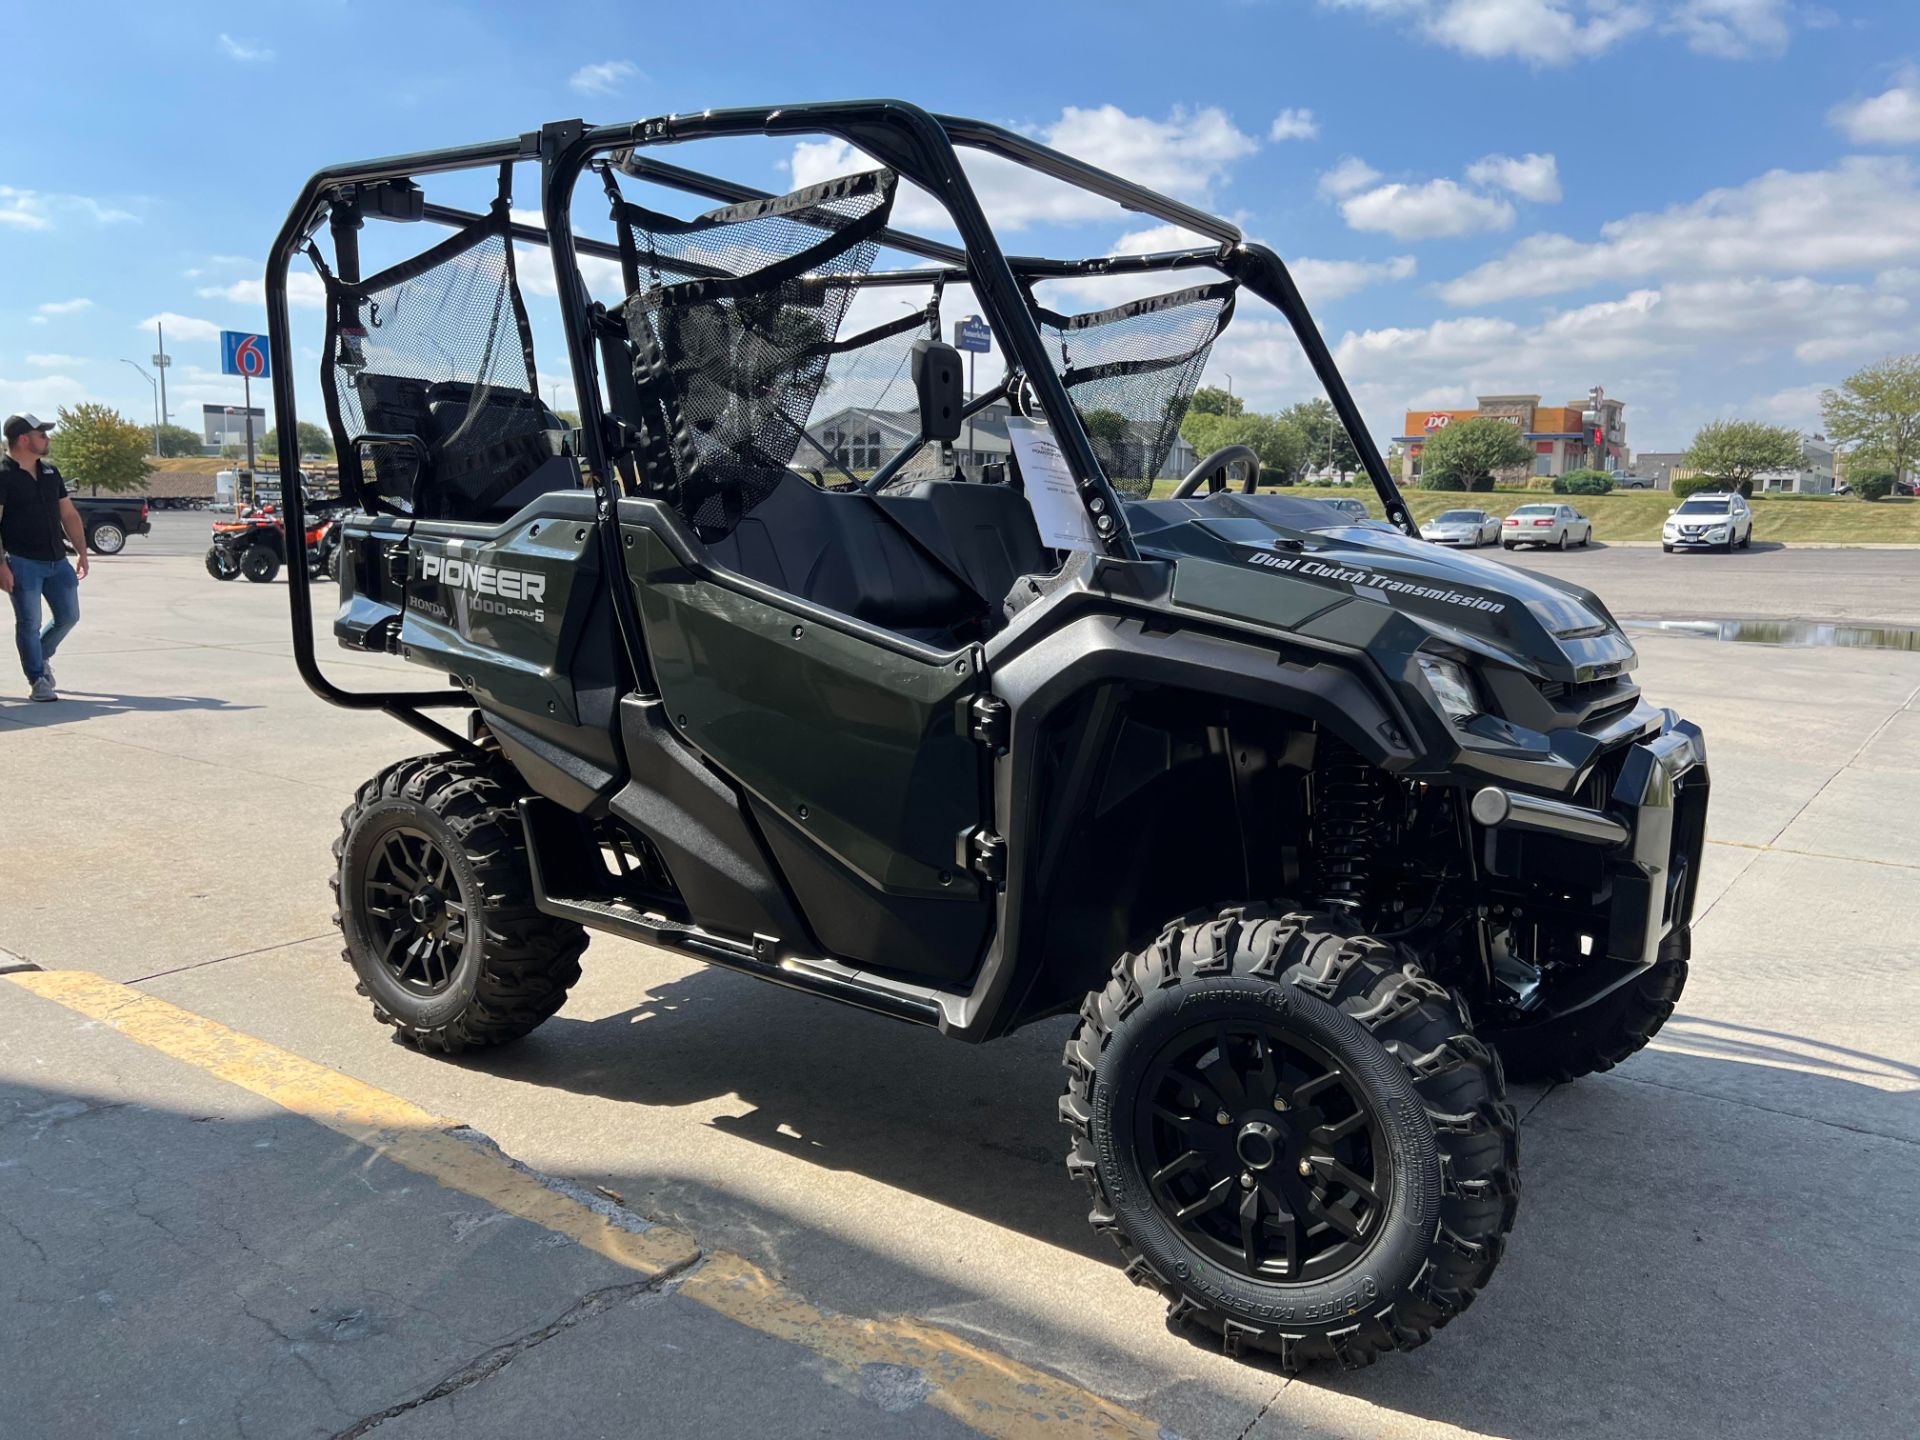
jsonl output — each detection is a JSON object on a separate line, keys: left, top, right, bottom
{"left": 519, "top": 802, "right": 949, "bottom": 1029}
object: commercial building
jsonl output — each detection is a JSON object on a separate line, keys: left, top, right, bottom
{"left": 1631, "top": 452, "right": 1685, "bottom": 490}
{"left": 1755, "top": 434, "right": 1836, "bottom": 495}
{"left": 1396, "top": 392, "right": 1626, "bottom": 485}
{"left": 792, "top": 400, "right": 1196, "bottom": 482}
{"left": 201, "top": 403, "right": 268, "bottom": 455}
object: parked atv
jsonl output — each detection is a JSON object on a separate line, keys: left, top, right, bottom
{"left": 265, "top": 104, "right": 1708, "bottom": 1371}
{"left": 206, "top": 504, "right": 344, "bottom": 584}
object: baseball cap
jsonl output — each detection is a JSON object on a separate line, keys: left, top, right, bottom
{"left": 4, "top": 413, "right": 55, "bottom": 444}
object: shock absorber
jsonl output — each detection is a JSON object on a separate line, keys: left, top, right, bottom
{"left": 1312, "top": 736, "right": 1383, "bottom": 911}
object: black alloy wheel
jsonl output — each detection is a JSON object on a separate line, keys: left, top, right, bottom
{"left": 1135, "top": 1020, "right": 1389, "bottom": 1284}
{"left": 241, "top": 545, "right": 281, "bottom": 583}
{"left": 361, "top": 825, "right": 468, "bottom": 996}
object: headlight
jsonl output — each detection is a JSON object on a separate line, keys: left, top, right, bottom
{"left": 1417, "top": 654, "right": 1480, "bottom": 724}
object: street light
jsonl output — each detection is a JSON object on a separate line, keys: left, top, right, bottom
{"left": 121, "top": 359, "right": 160, "bottom": 457}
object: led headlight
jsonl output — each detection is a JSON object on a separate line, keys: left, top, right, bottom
{"left": 1416, "top": 654, "right": 1480, "bottom": 724}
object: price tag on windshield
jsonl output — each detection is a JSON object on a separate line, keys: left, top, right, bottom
{"left": 1005, "top": 418, "right": 1099, "bottom": 551}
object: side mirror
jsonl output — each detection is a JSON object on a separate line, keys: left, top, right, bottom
{"left": 911, "top": 339, "right": 964, "bottom": 443}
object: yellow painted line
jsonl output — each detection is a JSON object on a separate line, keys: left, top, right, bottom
{"left": 5, "top": 971, "right": 1163, "bottom": 1440}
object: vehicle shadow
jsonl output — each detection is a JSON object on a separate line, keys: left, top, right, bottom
{"left": 0, "top": 690, "right": 260, "bottom": 724}
{"left": 464, "top": 970, "right": 1920, "bottom": 1437}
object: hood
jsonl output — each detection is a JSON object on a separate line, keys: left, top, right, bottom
{"left": 1126, "top": 493, "right": 1634, "bottom": 684}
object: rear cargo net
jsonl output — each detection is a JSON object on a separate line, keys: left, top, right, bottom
{"left": 1028, "top": 281, "right": 1236, "bottom": 496}
{"left": 314, "top": 164, "right": 559, "bottom": 519}
{"left": 606, "top": 167, "right": 898, "bottom": 537}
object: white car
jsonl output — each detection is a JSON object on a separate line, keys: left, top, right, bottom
{"left": 1662, "top": 493, "right": 1753, "bottom": 552}
{"left": 1502, "top": 502, "right": 1593, "bottom": 550}
{"left": 1420, "top": 508, "right": 1501, "bottom": 548}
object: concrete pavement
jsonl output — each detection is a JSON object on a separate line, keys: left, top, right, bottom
{"left": 2, "top": 536, "right": 1917, "bottom": 1438}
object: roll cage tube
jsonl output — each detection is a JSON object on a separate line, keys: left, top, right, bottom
{"left": 262, "top": 99, "right": 1416, "bottom": 723}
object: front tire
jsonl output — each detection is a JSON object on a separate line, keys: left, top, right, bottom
{"left": 1481, "top": 930, "right": 1689, "bottom": 1084}
{"left": 206, "top": 546, "right": 240, "bottom": 580}
{"left": 241, "top": 545, "right": 281, "bottom": 583}
{"left": 1062, "top": 905, "right": 1518, "bottom": 1370}
{"left": 90, "top": 523, "right": 126, "bottom": 555}
{"left": 333, "top": 754, "right": 588, "bottom": 1054}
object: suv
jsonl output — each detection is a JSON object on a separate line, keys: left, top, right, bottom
{"left": 1662, "top": 493, "right": 1752, "bottom": 552}
{"left": 264, "top": 103, "right": 1708, "bottom": 1372}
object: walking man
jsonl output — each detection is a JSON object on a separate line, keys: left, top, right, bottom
{"left": 0, "top": 414, "right": 87, "bottom": 701}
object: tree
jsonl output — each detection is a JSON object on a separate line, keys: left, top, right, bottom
{"left": 1851, "top": 470, "right": 1896, "bottom": 502}
{"left": 1279, "top": 398, "right": 1364, "bottom": 480}
{"left": 1187, "top": 386, "right": 1244, "bottom": 419}
{"left": 47, "top": 403, "right": 153, "bottom": 495}
{"left": 1419, "top": 417, "right": 1532, "bottom": 491}
{"left": 1822, "top": 355, "right": 1920, "bottom": 486}
{"left": 1179, "top": 410, "right": 1306, "bottom": 485}
{"left": 1683, "top": 420, "right": 1801, "bottom": 495}
{"left": 155, "top": 424, "right": 203, "bottom": 457}
{"left": 261, "top": 421, "right": 334, "bottom": 458}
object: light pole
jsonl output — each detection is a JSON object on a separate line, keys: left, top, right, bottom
{"left": 122, "top": 359, "right": 160, "bottom": 456}
{"left": 1224, "top": 372, "right": 1234, "bottom": 406}
{"left": 153, "top": 321, "right": 172, "bottom": 429}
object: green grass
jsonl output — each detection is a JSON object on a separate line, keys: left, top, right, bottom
{"left": 1139, "top": 483, "right": 1920, "bottom": 544}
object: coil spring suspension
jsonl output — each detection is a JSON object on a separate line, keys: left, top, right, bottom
{"left": 1313, "top": 739, "right": 1384, "bottom": 911}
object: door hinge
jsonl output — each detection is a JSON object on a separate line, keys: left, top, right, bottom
{"left": 968, "top": 827, "right": 1007, "bottom": 884}
{"left": 967, "top": 694, "right": 1010, "bottom": 754}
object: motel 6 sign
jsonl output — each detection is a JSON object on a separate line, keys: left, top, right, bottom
{"left": 221, "top": 331, "right": 271, "bottom": 379}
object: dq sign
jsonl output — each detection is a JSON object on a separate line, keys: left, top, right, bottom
{"left": 1423, "top": 413, "right": 1453, "bottom": 431}
{"left": 221, "top": 331, "right": 271, "bottom": 379}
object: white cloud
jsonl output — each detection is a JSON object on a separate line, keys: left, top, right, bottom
{"left": 1270, "top": 108, "right": 1320, "bottom": 141}
{"left": 1317, "top": 0, "right": 1795, "bottom": 64}
{"left": 1341, "top": 179, "right": 1515, "bottom": 239}
{"left": 569, "top": 60, "right": 645, "bottom": 95}
{"left": 1329, "top": 274, "right": 1915, "bottom": 446}
{"left": 1291, "top": 254, "right": 1419, "bottom": 301}
{"left": 0, "top": 373, "right": 94, "bottom": 415}
{"left": 1318, "top": 156, "right": 1382, "bottom": 198}
{"left": 217, "top": 33, "right": 274, "bottom": 63}
{"left": 1464, "top": 152, "right": 1562, "bottom": 202}
{"left": 1440, "top": 158, "right": 1920, "bottom": 304}
{"left": 38, "top": 298, "right": 93, "bottom": 316}
{"left": 1670, "top": 0, "right": 1790, "bottom": 59}
{"left": 789, "top": 104, "right": 1259, "bottom": 232}
{"left": 1829, "top": 68, "right": 1920, "bottom": 145}
{"left": 0, "top": 187, "right": 135, "bottom": 230}
{"left": 25, "top": 354, "right": 84, "bottom": 368}
{"left": 137, "top": 313, "right": 223, "bottom": 342}
{"left": 193, "top": 270, "right": 326, "bottom": 309}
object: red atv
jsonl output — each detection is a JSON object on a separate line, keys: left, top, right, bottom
{"left": 205, "top": 503, "right": 346, "bottom": 584}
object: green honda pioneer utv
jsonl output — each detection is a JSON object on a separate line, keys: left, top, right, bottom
{"left": 264, "top": 102, "right": 1708, "bottom": 1370}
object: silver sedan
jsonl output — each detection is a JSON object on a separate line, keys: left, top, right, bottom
{"left": 1420, "top": 508, "right": 1501, "bottom": 548}
{"left": 1501, "top": 502, "right": 1593, "bottom": 550}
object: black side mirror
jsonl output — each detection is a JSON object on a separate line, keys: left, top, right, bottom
{"left": 911, "top": 339, "right": 964, "bottom": 442}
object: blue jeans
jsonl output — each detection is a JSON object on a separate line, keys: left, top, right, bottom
{"left": 7, "top": 555, "right": 80, "bottom": 684}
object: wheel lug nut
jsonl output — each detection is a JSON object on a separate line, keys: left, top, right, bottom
{"left": 1240, "top": 1172, "right": 1254, "bottom": 1188}
{"left": 1216, "top": 1110, "right": 1231, "bottom": 1125}
{"left": 1298, "top": 1160, "right": 1313, "bottom": 1176}
{"left": 1274, "top": 1099, "right": 1289, "bottom": 1112}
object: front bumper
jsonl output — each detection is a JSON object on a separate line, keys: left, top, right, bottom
{"left": 1665, "top": 530, "right": 1728, "bottom": 548}
{"left": 1473, "top": 708, "right": 1709, "bottom": 967}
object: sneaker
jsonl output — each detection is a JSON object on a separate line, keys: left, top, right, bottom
{"left": 41, "top": 662, "right": 53, "bottom": 687}
{"left": 29, "top": 675, "right": 57, "bottom": 702}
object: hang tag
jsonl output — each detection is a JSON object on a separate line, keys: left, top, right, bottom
{"left": 1005, "top": 418, "right": 1099, "bottom": 551}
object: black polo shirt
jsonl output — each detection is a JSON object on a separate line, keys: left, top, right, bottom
{"left": 0, "top": 455, "right": 70, "bottom": 563}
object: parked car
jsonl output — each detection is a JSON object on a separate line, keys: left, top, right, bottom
{"left": 1615, "top": 473, "right": 1653, "bottom": 489}
{"left": 1662, "top": 492, "right": 1753, "bottom": 552}
{"left": 1502, "top": 502, "right": 1592, "bottom": 550}
{"left": 1420, "top": 508, "right": 1501, "bottom": 548}
{"left": 1321, "top": 496, "right": 1372, "bottom": 524}
{"left": 68, "top": 494, "right": 152, "bottom": 555}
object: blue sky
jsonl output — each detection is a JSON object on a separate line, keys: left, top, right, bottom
{"left": 5, "top": 0, "right": 1919, "bottom": 453}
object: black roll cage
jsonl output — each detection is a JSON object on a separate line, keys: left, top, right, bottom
{"left": 264, "top": 99, "right": 1415, "bottom": 746}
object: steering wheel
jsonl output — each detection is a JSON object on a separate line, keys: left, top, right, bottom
{"left": 1171, "top": 444, "right": 1262, "bottom": 499}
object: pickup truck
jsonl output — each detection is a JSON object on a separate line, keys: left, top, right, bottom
{"left": 69, "top": 494, "right": 152, "bottom": 555}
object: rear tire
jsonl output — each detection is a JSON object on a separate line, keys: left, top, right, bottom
{"left": 1557, "top": 531, "right": 1569, "bottom": 550}
{"left": 333, "top": 754, "right": 588, "bottom": 1054}
{"left": 1481, "top": 930, "right": 1689, "bottom": 1084}
{"left": 325, "top": 546, "right": 342, "bottom": 583}
{"left": 1061, "top": 904, "right": 1518, "bottom": 1370}
{"left": 90, "top": 523, "right": 126, "bottom": 555}
{"left": 241, "top": 545, "right": 281, "bottom": 583}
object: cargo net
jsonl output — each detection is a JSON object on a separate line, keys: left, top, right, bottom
{"left": 315, "top": 177, "right": 550, "bottom": 518}
{"left": 610, "top": 168, "right": 898, "bottom": 536}
{"left": 1029, "top": 281, "right": 1237, "bottom": 497}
